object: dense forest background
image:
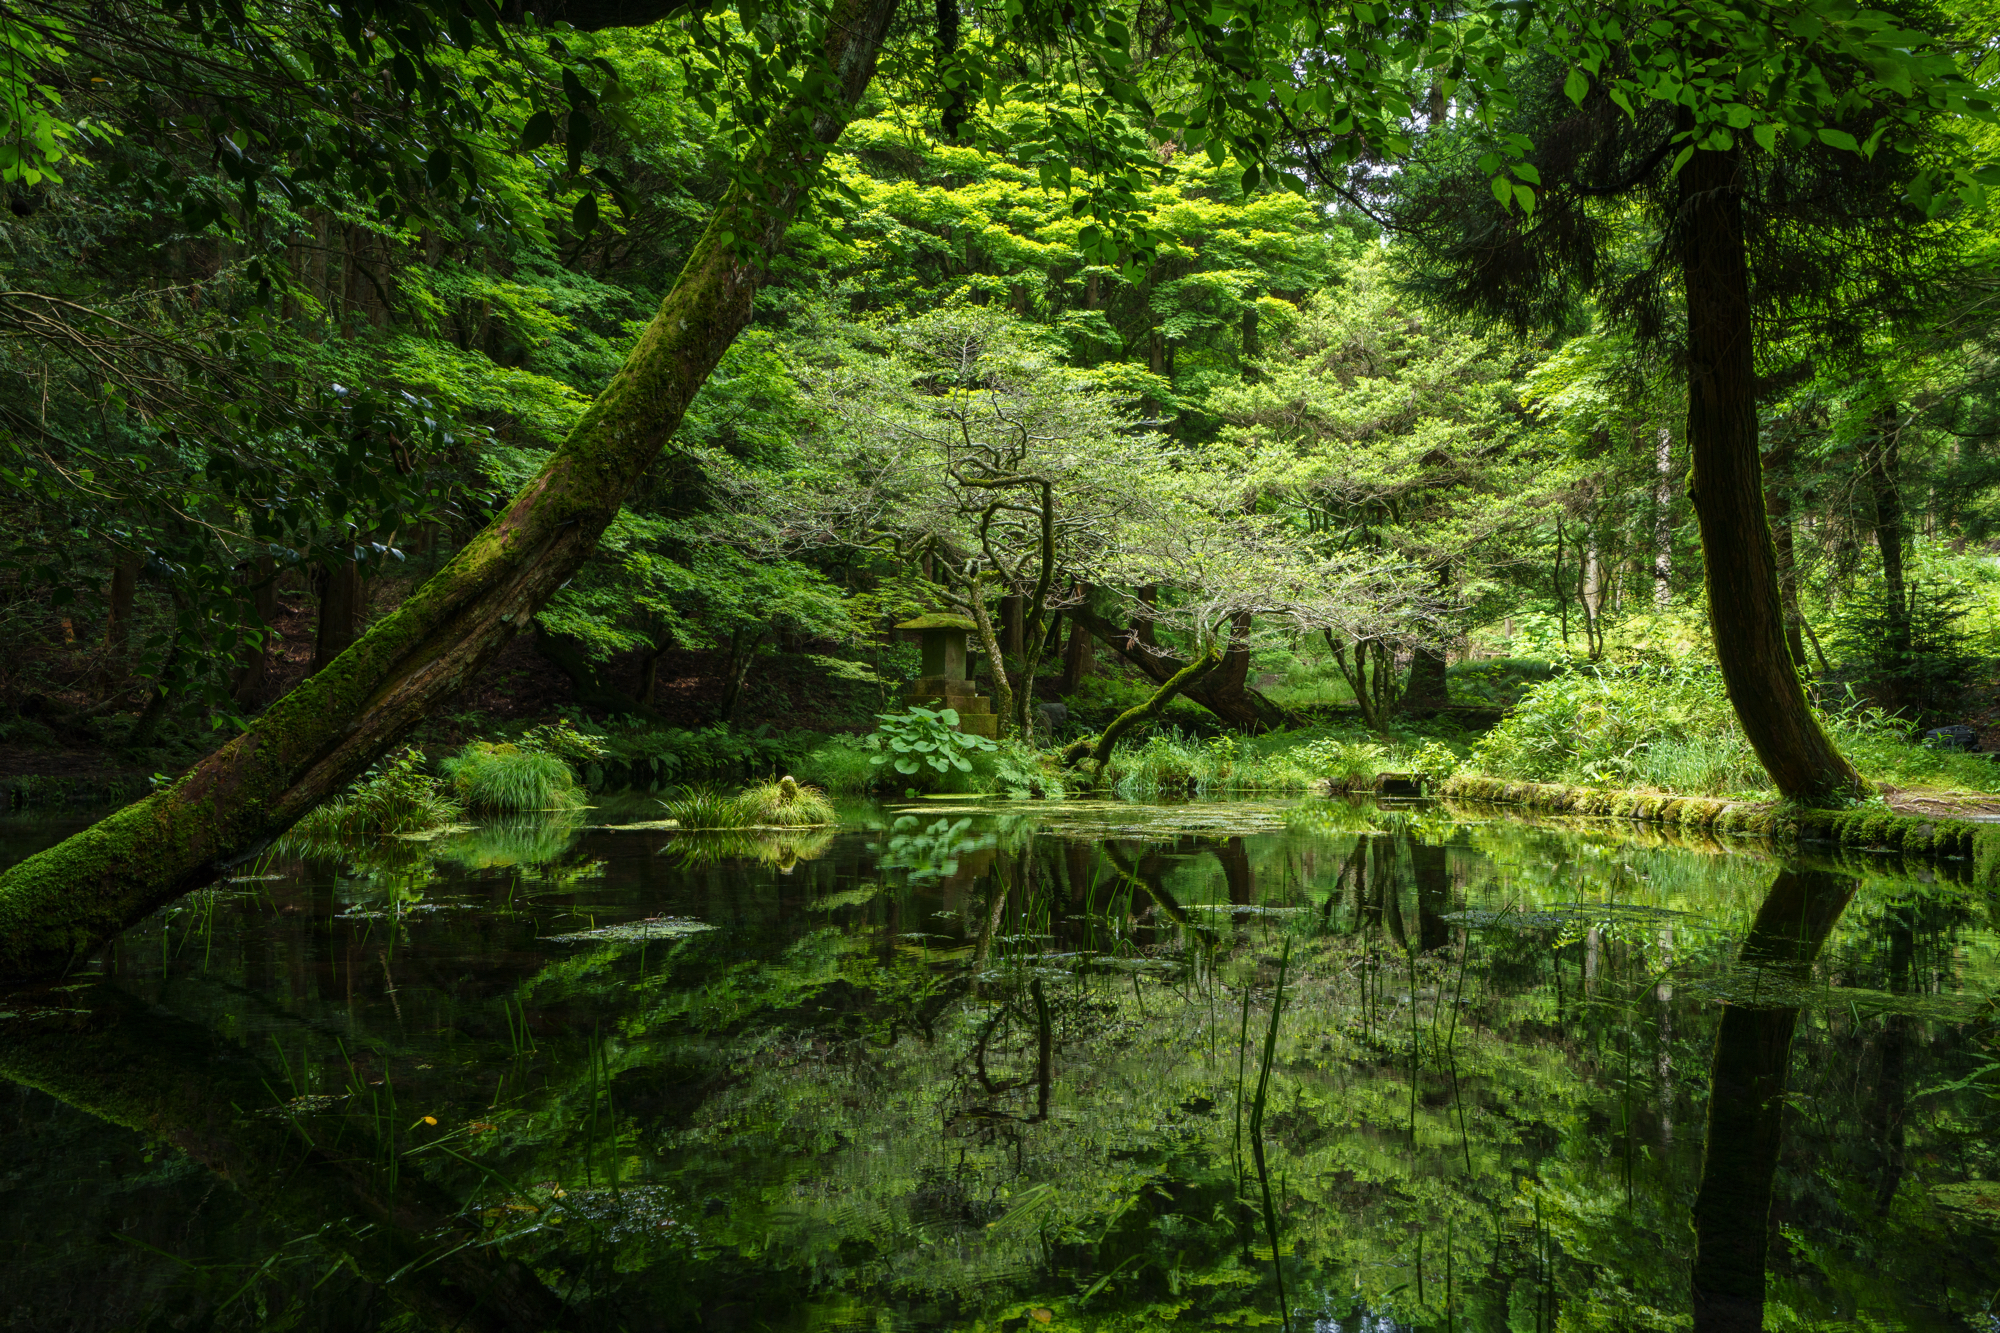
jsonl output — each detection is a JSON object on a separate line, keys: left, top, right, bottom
{"left": 7, "top": 0, "right": 2000, "bottom": 809}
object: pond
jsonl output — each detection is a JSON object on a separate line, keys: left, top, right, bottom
{"left": 1, "top": 796, "right": 1995, "bottom": 1332}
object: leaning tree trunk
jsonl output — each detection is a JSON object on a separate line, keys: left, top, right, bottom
{"left": 0, "top": 0, "right": 902, "bottom": 983}
{"left": 1680, "top": 145, "right": 1863, "bottom": 802}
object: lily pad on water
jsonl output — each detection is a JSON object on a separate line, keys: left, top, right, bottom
{"left": 542, "top": 917, "right": 716, "bottom": 944}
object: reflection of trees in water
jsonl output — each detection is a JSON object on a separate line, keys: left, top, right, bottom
{"left": 0, "top": 988, "right": 568, "bottom": 1332}
{"left": 1690, "top": 866, "right": 1856, "bottom": 1333}
{"left": 9, "top": 816, "right": 1998, "bottom": 1331}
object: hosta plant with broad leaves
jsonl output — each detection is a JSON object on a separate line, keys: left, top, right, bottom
{"left": 869, "top": 707, "right": 997, "bottom": 776}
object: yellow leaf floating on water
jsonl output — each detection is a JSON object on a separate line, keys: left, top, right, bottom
{"left": 1032, "top": 1312, "right": 1054, "bottom": 1324}
{"left": 422, "top": 1115, "right": 437, "bottom": 1125}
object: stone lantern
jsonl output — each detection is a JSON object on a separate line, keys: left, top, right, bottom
{"left": 895, "top": 614, "right": 998, "bottom": 738}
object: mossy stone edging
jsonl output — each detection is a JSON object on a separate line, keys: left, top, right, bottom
{"left": 1439, "top": 772, "right": 2000, "bottom": 882}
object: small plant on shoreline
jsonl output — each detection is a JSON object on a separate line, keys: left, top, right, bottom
{"left": 657, "top": 784, "right": 746, "bottom": 829}
{"left": 659, "top": 777, "right": 837, "bottom": 829}
{"left": 443, "top": 743, "right": 587, "bottom": 812}
{"left": 739, "top": 775, "right": 838, "bottom": 826}
{"left": 291, "top": 747, "right": 462, "bottom": 839}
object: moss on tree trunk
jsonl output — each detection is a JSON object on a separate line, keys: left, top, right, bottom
{"left": 0, "top": 0, "right": 902, "bottom": 982}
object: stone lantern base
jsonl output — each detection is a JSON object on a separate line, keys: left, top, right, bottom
{"left": 905, "top": 677, "right": 999, "bottom": 738}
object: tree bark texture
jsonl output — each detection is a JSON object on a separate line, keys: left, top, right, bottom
{"left": 311, "top": 557, "right": 362, "bottom": 677}
{"left": 1654, "top": 426, "right": 1674, "bottom": 608}
{"left": 1680, "top": 146, "right": 1863, "bottom": 801}
{"left": 231, "top": 555, "right": 279, "bottom": 705}
{"left": 0, "top": 0, "right": 902, "bottom": 982}
{"left": 1690, "top": 865, "right": 1856, "bottom": 1333}
{"left": 1066, "top": 603, "right": 1289, "bottom": 732}
{"left": 1761, "top": 434, "right": 1808, "bottom": 674}
{"left": 104, "top": 554, "right": 139, "bottom": 656}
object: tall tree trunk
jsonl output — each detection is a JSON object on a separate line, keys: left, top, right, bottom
{"left": 1864, "top": 400, "right": 1910, "bottom": 692}
{"left": 1761, "top": 434, "right": 1808, "bottom": 674}
{"left": 1680, "top": 145, "right": 1863, "bottom": 802}
{"left": 0, "top": 0, "right": 903, "bottom": 983}
{"left": 232, "top": 555, "right": 279, "bottom": 706}
{"left": 1401, "top": 645, "right": 1449, "bottom": 713}
{"left": 310, "top": 557, "right": 362, "bottom": 677}
{"left": 1059, "top": 611, "right": 1093, "bottom": 692}
{"left": 1690, "top": 866, "right": 1856, "bottom": 1332}
{"left": 104, "top": 553, "right": 139, "bottom": 658}
{"left": 1654, "top": 426, "right": 1674, "bottom": 607}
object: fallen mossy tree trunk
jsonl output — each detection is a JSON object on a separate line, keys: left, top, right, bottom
{"left": 1441, "top": 772, "right": 2000, "bottom": 876}
{"left": 0, "top": 0, "right": 901, "bottom": 983}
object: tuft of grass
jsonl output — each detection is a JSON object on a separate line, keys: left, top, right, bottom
{"left": 292, "top": 747, "right": 462, "bottom": 839}
{"left": 657, "top": 784, "right": 748, "bottom": 829}
{"left": 442, "top": 742, "right": 586, "bottom": 812}
{"left": 738, "top": 775, "right": 838, "bottom": 826}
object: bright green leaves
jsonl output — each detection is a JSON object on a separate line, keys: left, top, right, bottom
{"left": 1563, "top": 65, "right": 1590, "bottom": 105}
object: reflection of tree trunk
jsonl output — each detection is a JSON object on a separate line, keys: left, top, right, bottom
{"left": 1412, "top": 838, "right": 1450, "bottom": 953}
{"left": 0, "top": 990, "right": 568, "bottom": 1332}
{"left": 1690, "top": 866, "right": 1857, "bottom": 1332}
{"left": 1214, "top": 837, "right": 1254, "bottom": 906}
{"left": 1868, "top": 909, "right": 1914, "bottom": 1215}
{"left": 1681, "top": 143, "right": 1863, "bottom": 801}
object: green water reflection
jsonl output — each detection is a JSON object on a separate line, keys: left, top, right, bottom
{"left": 1, "top": 798, "right": 1995, "bottom": 1331}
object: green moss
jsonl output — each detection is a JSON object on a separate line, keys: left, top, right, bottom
{"left": 1445, "top": 770, "right": 2000, "bottom": 881}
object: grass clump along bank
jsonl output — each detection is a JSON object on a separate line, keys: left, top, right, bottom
{"left": 290, "top": 747, "right": 463, "bottom": 839}
{"left": 659, "top": 775, "right": 837, "bottom": 829}
{"left": 442, "top": 743, "right": 588, "bottom": 813}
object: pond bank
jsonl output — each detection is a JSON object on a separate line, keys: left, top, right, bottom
{"left": 1441, "top": 772, "right": 2000, "bottom": 879}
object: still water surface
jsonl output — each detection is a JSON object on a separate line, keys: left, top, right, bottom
{"left": 1, "top": 797, "right": 1995, "bottom": 1331}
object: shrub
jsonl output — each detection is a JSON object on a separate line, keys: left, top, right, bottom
{"left": 1446, "top": 657, "right": 1555, "bottom": 707}
{"left": 442, "top": 743, "right": 587, "bottom": 812}
{"left": 577, "top": 720, "right": 818, "bottom": 788}
{"left": 292, "top": 747, "right": 462, "bottom": 839}
{"left": 795, "top": 733, "right": 881, "bottom": 795}
{"left": 738, "top": 775, "right": 838, "bottom": 826}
